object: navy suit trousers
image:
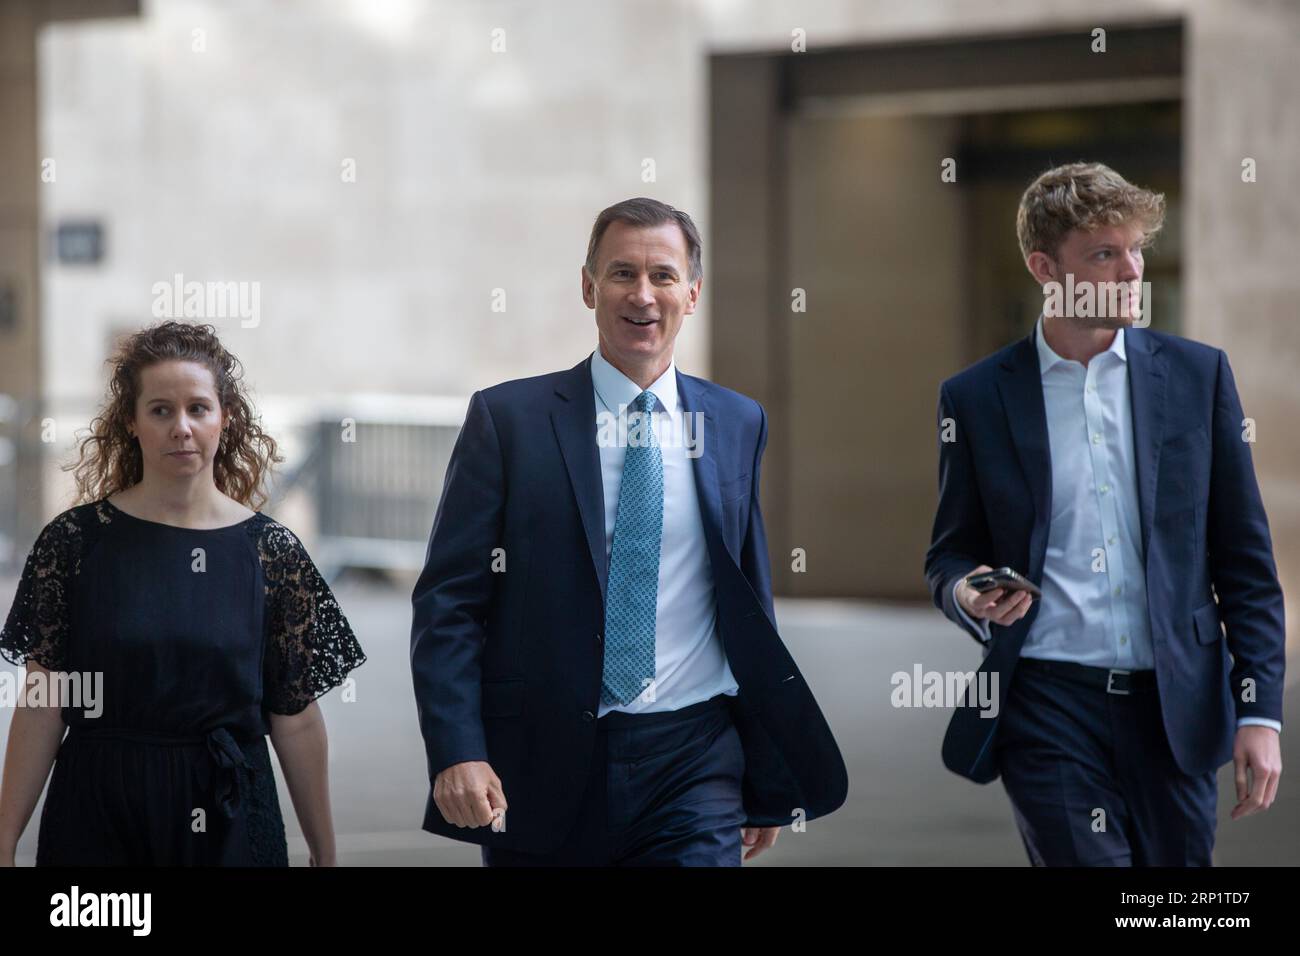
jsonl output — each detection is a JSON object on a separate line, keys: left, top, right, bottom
{"left": 995, "top": 660, "right": 1218, "bottom": 866}
{"left": 481, "top": 694, "right": 747, "bottom": 866}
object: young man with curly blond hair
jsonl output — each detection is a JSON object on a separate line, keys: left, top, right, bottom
{"left": 925, "top": 162, "right": 1284, "bottom": 866}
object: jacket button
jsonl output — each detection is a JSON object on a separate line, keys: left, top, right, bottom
{"left": 596, "top": 632, "right": 603, "bottom": 643}
{"left": 582, "top": 710, "right": 595, "bottom": 722}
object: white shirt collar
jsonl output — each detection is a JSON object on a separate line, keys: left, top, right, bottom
{"left": 1035, "top": 313, "right": 1126, "bottom": 377}
{"left": 590, "top": 347, "right": 678, "bottom": 414}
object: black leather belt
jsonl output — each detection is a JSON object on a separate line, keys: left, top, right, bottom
{"left": 597, "top": 692, "right": 731, "bottom": 730}
{"left": 1017, "top": 656, "right": 1157, "bottom": 695}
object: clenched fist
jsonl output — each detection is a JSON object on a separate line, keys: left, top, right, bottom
{"left": 434, "top": 760, "right": 508, "bottom": 830}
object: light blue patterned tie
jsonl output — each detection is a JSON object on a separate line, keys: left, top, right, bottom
{"left": 601, "top": 389, "right": 663, "bottom": 707}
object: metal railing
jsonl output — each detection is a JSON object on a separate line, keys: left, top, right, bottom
{"left": 268, "top": 409, "right": 465, "bottom": 581}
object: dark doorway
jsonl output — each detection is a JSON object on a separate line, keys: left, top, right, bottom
{"left": 710, "top": 23, "right": 1183, "bottom": 599}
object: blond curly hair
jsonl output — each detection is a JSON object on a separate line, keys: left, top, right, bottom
{"left": 1016, "top": 162, "right": 1166, "bottom": 261}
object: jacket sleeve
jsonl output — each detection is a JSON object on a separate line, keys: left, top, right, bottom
{"left": 410, "top": 390, "right": 506, "bottom": 779}
{"left": 1206, "top": 350, "right": 1286, "bottom": 724}
{"left": 924, "top": 381, "right": 994, "bottom": 645}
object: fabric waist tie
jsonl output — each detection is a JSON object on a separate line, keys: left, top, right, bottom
{"left": 64, "top": 725, "right": 253, "bottom": 820}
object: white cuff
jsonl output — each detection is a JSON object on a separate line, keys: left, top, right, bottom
{"left": 1237, "top": 717, "right": 1282, "bottom": 734}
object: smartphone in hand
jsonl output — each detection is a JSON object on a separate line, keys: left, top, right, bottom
{"left": 965, "top": 567, "right": 1042, "bottom": 600}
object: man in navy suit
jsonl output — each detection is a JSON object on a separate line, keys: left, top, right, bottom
{"left": 411, "top": 197, "right": 847, "bottom": 865}
{"left": 925, "top": 163, "right": 1285, "bottom": 865}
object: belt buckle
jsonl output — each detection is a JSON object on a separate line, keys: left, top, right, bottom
{"left": 1106, "top": 668, "right": 1132, "bottom": 695}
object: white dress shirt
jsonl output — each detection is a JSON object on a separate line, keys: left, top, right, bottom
{"left": 590, "top": 348, "right": 739, "bottom": 717}
{"left": 956, "top": 316, "right": 1279, "bottom": 733}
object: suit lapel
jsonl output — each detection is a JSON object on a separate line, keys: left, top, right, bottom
{"left": 996, "top": 332, "right": 1052, "bottom": 580}
{"left": 1125, "top": 327, "right": 1167, "bottom": 559}
{"left": 550, "top": 354, "right": 608, "bottom": 600}
{"left": 676, "top": 370, "right": 734, "bottom": 565}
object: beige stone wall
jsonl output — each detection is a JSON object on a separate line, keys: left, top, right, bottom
{"left": 32, "top": 0, "right": 1202, "bottom": 412}
{"left": 1183, "top": 0, "right": 1300, "bottom": 657}
{"left": 0, "top": 1, "right": 40, "bottom": 412}
{"left": 0, "top": 1, "right": 42, "bottom": 549}
{"left": 20, "top": 0, "right": 1299, "bottom": 627}
{"left": 36, "top": 0, "right": 710, "bottom": 417}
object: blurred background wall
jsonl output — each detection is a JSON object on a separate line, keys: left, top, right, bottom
{"left": 0, "top": 0, "right": 1292, "bottom": 631}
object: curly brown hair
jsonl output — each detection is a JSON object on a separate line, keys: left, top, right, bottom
{"left": 1016, "top": 161, "right": 1166, "bottom": 261}
{"left": 68, "top": 321, "right": 282, "bottom": 509}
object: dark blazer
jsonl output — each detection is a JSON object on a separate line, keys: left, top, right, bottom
{"left": 925, "top": 326, "right": 1285, "bottom": 784}
{"left": 411, "top": 353, "right": 848, "bottom": 852}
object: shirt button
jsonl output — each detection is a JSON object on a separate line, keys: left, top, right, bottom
{"left": 1092, "top": 433, "right": 1101, "bottom": 444}
{"left": 1114, "top": 585, "right": 1123, "bottom": 596}
{"left": 1087, "top": 385, "right": 1096, "bottom": 393}
{"left": 1108, "top": 535, "right": 1116, "bottom": 545}
{"left": 1100, "top": 484, "right": 1110, "bottom": 494}
{"left": 1120, "top": 635, "right": 1128, "bottom": 645}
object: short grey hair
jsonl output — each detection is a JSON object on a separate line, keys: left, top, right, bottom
{"left": 583, "top": 197, "right": 703, "bottom": 283}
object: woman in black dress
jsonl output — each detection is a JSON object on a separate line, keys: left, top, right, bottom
{"left": 0, "top": 321, "right": 365, "bottom": 866}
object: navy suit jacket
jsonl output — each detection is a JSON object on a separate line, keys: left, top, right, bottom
{"left": 925, "top": 326, "right": 1285, "bottom": 784}
{"left": 411, "top": 354, "right": 848, "bottom": 852}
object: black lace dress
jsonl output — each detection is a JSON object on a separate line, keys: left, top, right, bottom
{"left": 0, "top": 499, "right": 366, "bottom": 866}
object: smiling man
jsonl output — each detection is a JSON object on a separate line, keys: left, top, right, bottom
{"left": 925, "top": 162, "right": 1285, "bottom": 865}
{"left": 411, "top": 197, "right": 847, "bottom": 866}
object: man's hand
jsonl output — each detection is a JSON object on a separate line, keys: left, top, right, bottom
{"left": 741, "top": 826, "right": 780, "bottom": 861}
{"left": 434, "top": 760, "right": 508, "bottom": 829}
{"left": 1231, "top": 725, "right": 1282, "bottom": 820}
{"left": 957, "top": 564, "right": 1033, "bottom": 627}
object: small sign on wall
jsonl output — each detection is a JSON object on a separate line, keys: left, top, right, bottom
{"left": 52, "top": 220, "right": 105, "bottom": 265}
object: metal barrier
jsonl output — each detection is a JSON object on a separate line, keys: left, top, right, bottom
{"left": 278, "top": 412, "right": 465, "bottom": 580}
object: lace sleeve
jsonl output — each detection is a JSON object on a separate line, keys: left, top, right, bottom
{"left": 0, "top": 510, "right": 83, "bottom": 670}
{"left": 257, "top": 520, "right": 366, "bottom": 716}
